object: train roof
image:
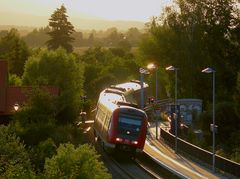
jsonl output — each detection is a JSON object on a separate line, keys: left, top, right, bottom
{"left": 98, "top": 89, "right": 125, "bottom": 111}
{"left": 115, "top": 80, "right": 149, "bottom": 93}
{"left": 98, "top": 87, "right": 141, "bottom": 111}
{"left": 97, "top": 80, "right": 148, "bottom": 112}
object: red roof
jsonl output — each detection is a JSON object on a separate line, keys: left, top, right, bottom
{"left": 0, "top": 60, "right": 59, "bottom": 115}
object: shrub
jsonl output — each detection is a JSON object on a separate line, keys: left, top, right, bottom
{"left": 0, "top": 125, "right": 35, "bottom": 178}
{"left": 50, "top": 124, "right": 83, "bottom": 146}
{"left": 44, "top": 143, "right": 110, "bottom": 179}
{"left": 30, "top": 138, "right": 57, "bottom": 172}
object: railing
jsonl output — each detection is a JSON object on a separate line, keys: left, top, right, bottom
{"left": 160, "top": 128, "right": 240, "bottom": 177}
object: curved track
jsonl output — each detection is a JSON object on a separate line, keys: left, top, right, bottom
{"left": 80, "top": 121, "right": 162, "bottom": 178}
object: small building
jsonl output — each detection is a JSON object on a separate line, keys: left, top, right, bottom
{"left": 177, "top": 98, "right": 202, "bottom": 126}
{"left": 0, "top": 60, "right": 59, "bottom": 118}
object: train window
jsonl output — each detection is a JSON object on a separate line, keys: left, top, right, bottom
{"left": 96, "top": 107, "right": 106, "bottom": 125}
{"left": 107, "top": 116, "right": 112, "bottom": 130}
{"left": 119, "top": 118, "right": 141, "bottom": 126}
{"left": 118, "top": 113, "right": 143, "bottom": 139}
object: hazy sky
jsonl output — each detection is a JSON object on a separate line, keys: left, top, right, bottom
{"left": 0, "top": 0, "right": 172, "bottom": 22}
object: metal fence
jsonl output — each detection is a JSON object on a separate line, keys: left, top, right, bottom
{"left": 160, "top": 128, "right": 240, "bottom": 177}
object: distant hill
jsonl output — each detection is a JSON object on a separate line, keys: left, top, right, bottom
{"left": 0, "top": 11, "right": 146, "bottom": 32}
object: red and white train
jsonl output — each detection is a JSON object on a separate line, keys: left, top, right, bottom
{"left": 93, "top": 81, "right": 148, "bottom": 152}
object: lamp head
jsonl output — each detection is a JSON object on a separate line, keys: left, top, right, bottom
{"left": 139, "top": 68, "right": 150, "bottom": 74}
{"left": 166, "top": 65, "right": 177, "bottom": 71}
{"left": 14, "top": 103, "right": 19, "bottom": 111}
{"left": 202, "top": 67, "right": 215, "bottom": 73}
{"left": 147, "top": 63, "right": 157, "bottom": 70}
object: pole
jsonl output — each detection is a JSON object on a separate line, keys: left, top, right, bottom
{"left": 155, "top": 69, "right": 158, "bottom": 139}
{"left": 212, "top": 71, "right": 215, "bottom": 172}
{"left": 156, "top": 69, "right": 158, "bottom": 101}
{"left": 175, "top": 69, "right": 178, "bottom": 153}
{"left": 140, "top": 72, "right": 144, "bottom": 109}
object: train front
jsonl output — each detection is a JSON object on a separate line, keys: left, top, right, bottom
{"left": 108, "top": 106, "right": 148, "bottom": 152}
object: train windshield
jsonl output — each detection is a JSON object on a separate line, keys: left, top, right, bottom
{"left": 118, "top": 113, "right": 143, "bottom": 140}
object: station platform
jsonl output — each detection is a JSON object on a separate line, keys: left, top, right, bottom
{"left": 144, "top": 122, "right": 227, "bottom": 179}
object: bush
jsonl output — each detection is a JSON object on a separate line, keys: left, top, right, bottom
{"left": 8, "top": 74, "right": 22, "bottom": 85}
{"left": 30, "top": 138, "right": 57, "bottom": 172}
{"left": 0, "top": 125, "right": 35, "bottom": 178}
{"left": 44, "top": 143, "right": 110, "bottom": 179}
{"left": 12, "top": 120, "right": 56, "bottom": 146}
{"left": 10, "top": 87, "right": 58, "bottom": 146}
{"left": 50, "top": 124, "right": 83, "bottom": 146}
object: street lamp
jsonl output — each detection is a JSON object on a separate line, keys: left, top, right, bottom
{"left": 13, "top": 103, "right": 19, "bottom": 111}
{"left": 139, "top": 68, "right": 149, "bottom": 109}
{"left": 166, "top": 65, "right": 178, "bottom": 153}
{"left": 147, "top": 63, "right": 158, "bottom": 101}
{"left": 147, "top": 63, "right": 159, "bottom": 139}
{"left": 202, "top": 67, "right": 216, "bottom": 173}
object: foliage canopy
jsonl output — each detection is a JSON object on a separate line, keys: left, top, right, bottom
{"left": 47, "top": 4, "right": 75, "bottom": 52}
{"left": 44, "top": 143, "right": 110, "bottom": 179}
{"left": 0, "top": 125, "right": 35, "bottom": 178}
{"left": 22, "top": 48, "right": 84, "bottom": 123}
{"left": 0, "top": 28, "right": 30, "bottom": 76}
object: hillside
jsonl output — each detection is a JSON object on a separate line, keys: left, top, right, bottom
{"left": 0, "top": 11, "right": 145, "bottom": 32}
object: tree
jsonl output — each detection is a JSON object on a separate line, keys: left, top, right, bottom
{"left": 139, "top": 0, "right": 240, "bottom": 160}
{"left": 0, "top": 125, "right": 35, "bottom": 178}
{"left": 126, "top": 27, "right": 142, "bottom": 46}
{"left": 81, "top": 47, "right": 139, "bottom": 100}
{"left": 23, "top": 26, "right": 50, "bottom": 47}
{"left": 22, "top": 48, "right": 84, "bottom": 123}
{"left": 11, "top": 87, "right": 57, "bottom": 146}
{"left": 140, "top": 0, "right": 240, "bottom": 101}
{"left": 44, "top": 143, "right": 110, "bottom": 178}
{"left": 0, "top": 28, "right": 30, "bottom": 76}
{"left": 47, "top": 4, "right": 75, "bottom": 52}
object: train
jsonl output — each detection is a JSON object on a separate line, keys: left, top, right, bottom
{"left": 93, "top": 80, "right": 149, "bottom": 152}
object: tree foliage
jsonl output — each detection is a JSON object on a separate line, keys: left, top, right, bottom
{"left": 22, "top": 48, "right": 84, "bottom": 123}
{"left": 140, "top": 0, "right": 240, "bottom": 160}
{"left": 47, "top": 5, "right": 75, "bottom": 52}
{"left": 11, "top": 88, "right": 57, "bottom": 146}
{"left": 81, "top": 47, "right": 139, "bottom": 99}
{"left": 23, "top": 26, "right": 50, "bottom": 47}
{"left": 30, "top": 138, "right": 57, "bottom": 172}
{"left": 0, "top": 28, "right": 30, "bottom": 76}
{"left": 44, "top": 143, "right": 110, "bottom": 179}
{"left": 0, "top": 125, "right": 35, "bottom": 178}
{"left": 140, "top": 0, "right": 240, "bottom": 101}
{"left": 20, "top": 26, "right": 142, "bottom": 48}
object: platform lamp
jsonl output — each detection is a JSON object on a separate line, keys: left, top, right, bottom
{"left": 147, "top": 63, "right": 159, "bottom": 139}
{"left": 202, "top": 67, "right": 216, "bottom": 172}
{"left": 139, "top": 67, "right": 149, "bottom": 109}
{"left": 166, "top": 65, "right": 178, "bottom": 153}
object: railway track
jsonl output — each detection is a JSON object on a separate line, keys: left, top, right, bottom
{"left": 79, "top": 121, "right": 178, "bottom": 178}
{"left": 100, "top": 146, "right": 158, "bottom": 179}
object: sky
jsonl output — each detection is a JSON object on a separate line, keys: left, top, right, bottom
{"left": 0, "top": 0, "right": 172, "bottom": 22}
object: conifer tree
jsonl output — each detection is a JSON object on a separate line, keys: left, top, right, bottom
{"left": 47, "top": 4, "right": 75, "bottom": 52}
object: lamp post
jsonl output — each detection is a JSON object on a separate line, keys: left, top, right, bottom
{"left": 166, "top": 65, "right": 178, "bottom": 153}
{"left": 202, "top": 67, "right": 216, "bottom": 173}
{"left": 139, "top": 68, "right": 149, "bottom": 109}
{"left": 147, "top": 63, "right": 159, "bottom": 139}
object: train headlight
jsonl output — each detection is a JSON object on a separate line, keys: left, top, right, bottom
{"left": 116, "top": 138, "right": 123, "bottom": 142}
{"left": 131, "top": 141, "right": 138, "bottom": 145}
